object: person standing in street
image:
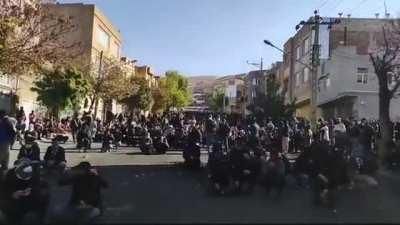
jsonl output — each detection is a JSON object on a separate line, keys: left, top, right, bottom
{"left": 0, "top": 110, "right": 16, "bottom": 172}
{"left": 28, "top": 111, "right": 36, "bottom": 126}
{"left": 320, "top": 121, "right": 330, "bottom": 145}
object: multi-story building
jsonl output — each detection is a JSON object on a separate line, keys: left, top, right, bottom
{"left": 214, "top": 74, "right": 246, "bottom": 115}
{"left": 244, "top": 70, "right": 268, "bottom": 104}
{"left": 284, "top": 17, "right": 400, "bottom": 121}
{"left": 317, "top": 18, "right": 400, "bottom": 121}
{"left": 0, "top": 74, "right": 17, "bottom": 114}
{"left": 44, "top": 3, "right": 124, "bottom": 119}
{"left": 283, "top": 20, "right": 315, "bottom": 120}
{"left": 134, "top": 65, "right": 158, "bottom": 88}
{"left": 0, "top": 0, "right": 55, "bottom": 116}
{"left": 243, "top": 63, "right": 285, "bottom": 116}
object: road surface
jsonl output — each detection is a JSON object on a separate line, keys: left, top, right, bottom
{"left": 7, "top": 140, "right": 400, "bottom": 223}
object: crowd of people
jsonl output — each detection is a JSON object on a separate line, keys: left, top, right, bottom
{"left": 0, "top": 108, "right": 108, "bottom": 224}
{"left": 0, "top": 106, "right": 400, "bottom": 223}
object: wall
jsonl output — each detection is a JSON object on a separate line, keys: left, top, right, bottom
{"left": 43, "top": 3, "right": 95, "bottom": 68}
{"left": 318, "top": 46, "right": 377, "bottom": 105}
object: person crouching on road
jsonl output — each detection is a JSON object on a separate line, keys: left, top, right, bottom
{"left": 17, "top": 132, "right": 40, "bottom": 162}
{"left": 55, "top": 161, "right": 109, "bottom": 224}
{"left": 44, "top": 138, "right": 66, "bottom": 173}
{"left": 1, "top": 159, "right": 50, "bottom": 224}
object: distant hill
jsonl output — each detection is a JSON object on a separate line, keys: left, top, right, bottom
{"left": 188, "top": 75, "right": 218, "bottom": 80}
{"left": 187, "top": 76, "right": 217, "bottom": 94}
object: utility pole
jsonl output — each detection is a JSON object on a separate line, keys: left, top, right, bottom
{"left": 222, "top": 92, "right": 225, "bottom": 114}
{"left": 93, "top": 50, "right": 103, "bottom": 120}
{"left": 296, "top": 10, "right": 340, "bottom": 130}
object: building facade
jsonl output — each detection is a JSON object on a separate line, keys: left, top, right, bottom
{"left": 284, "top": 17, "right": 400, "bottom": 122}
{"left": 243, "top": 63, "right": 285, "bottom": 116}
{"left": 214, "top": 74, "right": 245, "bottom": 115}
{"left": 134, "top": 65, "right": 158, "bottom": 88}
{"left": 317, "top": 18, "right": 400, "bottom": 121}
{"left": 283, "top": 20, "right": 314, "bottom": 120}
{"left": 44, "top": 3, "right": 124, "bottom": 119}
{"left": 0, "top": 0, "right": 55, "bottom": 117}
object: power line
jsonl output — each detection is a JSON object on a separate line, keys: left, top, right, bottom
{"left": 348, "top": 0, "right": 369, "bottom": 15}
{"left": 316, "top": 0, "right": 330, "bottom": 11}
{"left": 331, "top": 0, "right": 344, "bottom": 12}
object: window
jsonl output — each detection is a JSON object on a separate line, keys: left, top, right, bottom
{"left": 357, "top": 74, "right": 363, "bottom": 83}
{"left": 325, "top": 78, "right": 331, "bottom": 88}
{"left": 237, "top": 90, "right": 242, "bottom": 98}
{"left": 97, "top": 26, "right": 110, "bottom": 49}
{"left": 303, "top": 38, "right": 309, "bottom": 55}
{"left": 357, "top": 67, "right": 368, "bottom": 84}
{"left": 296, "top": 46, "right": 301, "bottom": 60}
{"left": 295, "top": 72, "right": 301, "bottom": 87}
{"left": 0, "top": 74, "right": 10, "bottom": 86}
{"left": 115, "top": 41, "right": 121, "bottom": 57}
{"left": 252, "top": 91, "right": 256, "bottom": 98}
{"left": 321, "top": 61, "right": 326, "bottom": 75}
{"left": 228, "top": 80, "right": 235, "bottom": 85}
{"left": 388, "top": 71, "right": 398, "bottom": 86}
{"left": 388, "top": 72, "right": 394, "bottom": 85}
{"left": 303, "top": 67, "right": 309, "bottom": 83}
{"left": 252, "top": 78, "right": 257, "bottom": 85}
{"left": 363, "top": 74, "right": 368, "bottom": 84}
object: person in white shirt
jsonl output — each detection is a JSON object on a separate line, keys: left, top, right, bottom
{"left": 333, "top": 118, "right": 347, "bottom": 134}
{"left": 320, "top": 121, "right": 330, "bottom": 143}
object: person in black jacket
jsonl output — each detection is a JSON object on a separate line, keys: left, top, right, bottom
{"left": 17, "top": 133, "right": 40, "bottom": 162}
{"left": 1, "top": 159, "right": 50, "bottom": 224}
{"left": 54, "top": 161, "right": 109, "bottom": 224}
{"left": 44, "top": 138, "right": 66, "bottom": 173}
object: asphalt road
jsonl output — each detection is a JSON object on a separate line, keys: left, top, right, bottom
{"left": 7, "top": 140, "right": 400, "bottom": 224}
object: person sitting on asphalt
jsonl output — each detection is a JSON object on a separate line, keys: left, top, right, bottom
{"left": 1, "top": 159, "right": 50, "bottom": 224}
{"left": 55, "top": 161, "right": 109, "bottom": 224}
{"left": 17, "top": 132, "right": 41, "bottom": 162}
{"left": 101, "top": 128, "right": 114, "bottom": 153}
{"left": 261, "top": 149, "right": 286, "bottom": 197}
{"left": 140, "top": 131, "right": 154, "bottom": 155}
{"left": 43, "top": 138, "right": 67, "bottom": 173}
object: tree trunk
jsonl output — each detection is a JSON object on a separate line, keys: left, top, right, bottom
{"left": 52, "top": 106, "right": 60, "bottom": 120}
{"left": 378, "top": 89, "right": 392, "bottom": 165}
{"left": 88, "top": 94, "right": 97, "bottom": 112}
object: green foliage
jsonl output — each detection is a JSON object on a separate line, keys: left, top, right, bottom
{"left": 31, "top": 67, "right": 90, "bottom": 118}
{"left": 160, "top": 71, "right": 191, "bottom": 109}
{"left": 85, "top": 58, "right": 137, "bottom": 112}
{"left": 206, "top": 89, "right": 225, "bottom": 113}
{"left": 247, "top": 75, "right": 295, "bottom": 121}
{"left": 120, "top": 77, "right": 153, "bottom": 111}
{"left": 151, "top": 87, "right": 167, "bottom": 113}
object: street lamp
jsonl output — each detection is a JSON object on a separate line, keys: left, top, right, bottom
{"left": 263, "top": 38, "right": 330, "bottom": 128}
{"left": 263, "top": 40, "right": 285, "bottom": 54}
{"left": 263, "top": 39, "right": 313, "bottom": 70}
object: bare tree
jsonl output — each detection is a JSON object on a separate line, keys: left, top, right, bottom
{"left": 369, "top": 22, "right": 400, "bottom": 163}
{"left": 0, "top": 0, "right": 81, "bottom": 76}
{"left": 84, "top": 58, "right": 139, "bottom": 115}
